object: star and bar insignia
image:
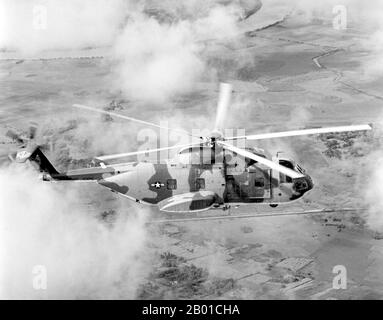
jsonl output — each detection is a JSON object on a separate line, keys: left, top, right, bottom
{"left": 151, "top": 181, "right": 164, "bottom": 189}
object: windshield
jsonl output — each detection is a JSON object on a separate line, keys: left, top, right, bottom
{"left": 295, "top": 163, "right": 306, "bottom": 174}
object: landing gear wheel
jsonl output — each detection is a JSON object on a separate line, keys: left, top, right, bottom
{"left": 270, "top": 204, "right": 278, "bottom": 208}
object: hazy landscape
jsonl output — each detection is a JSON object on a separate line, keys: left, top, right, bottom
{"left": 1, "top": 0, "right": 383, "bottom": 299}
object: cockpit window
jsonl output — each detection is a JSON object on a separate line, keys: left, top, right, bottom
{"left": 279, "top": 160, "right": 294, "bottom": 183}
{"left": 254, "top": 177, "right": 265, "bottom": 188}
{"left": 279, "top": 160, "right": 294, "bottom": 170}
{"left": 195, "top": 178, "right": 205, "bottom": 190}
{"left": 246, "top": 158, "right": 257, "bottom": 167}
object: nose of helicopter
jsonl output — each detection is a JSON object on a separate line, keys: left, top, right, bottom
{"left": 305, "top": 174, "right": 314, "bottom": 192}
{"left": 293, "top": 174, "right": 314, "bottom": 194}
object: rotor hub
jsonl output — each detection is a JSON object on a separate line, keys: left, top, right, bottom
{"left": 210, "top": 130, "right": 223, "bottom": 139}
{"left": 207, "top": 130, "right": 224, "bottom": 147}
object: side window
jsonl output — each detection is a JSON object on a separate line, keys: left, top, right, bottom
{"left": 254, "top": 177, "right": 265, "bottom": 188}
{"left": 167, "top": 179, "right": 177, "bottom": 190}
{"left": 279, "top": 160, "right": 293, "bottom": 183}
{"left": 280, "top": 174, "right": 292, "bottom": 183}
{"left": 195, "top": 178, "right": 205, "bottom": 190}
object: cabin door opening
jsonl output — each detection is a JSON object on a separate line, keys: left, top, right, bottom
{"left": 246, "top": 169, "right": 272, "bottom": 199}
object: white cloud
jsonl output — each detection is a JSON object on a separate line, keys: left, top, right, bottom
{"left": 0, "top": 164, "right": 150, "bottom": 299}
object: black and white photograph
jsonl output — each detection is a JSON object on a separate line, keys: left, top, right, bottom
{"left": 0, "top": 0, "right": 383, "bottom": 303}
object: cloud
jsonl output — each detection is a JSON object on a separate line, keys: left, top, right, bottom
{"left": 113, "top": 14, "right": 204, "bottom": 103}
{"left": 364, "top": 154, "right": 383, "bottom": 232}
{"left": 0, "top": 0, "right": 241, "bottom": 102}
{"left": 0, "top": 0, "right": 126, "bottom": 55}
{"left": 0, "top": 164, "right": 151, "bottom": 299}
{"left": 113, "top": 4, "right": 240, "bottom": 102}
{"left": 360, "top": 121, "right": 383, "bottom": 232}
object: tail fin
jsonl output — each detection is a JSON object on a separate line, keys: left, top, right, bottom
{"left": 15, "top": 145, "right": 59, "bottom": 176}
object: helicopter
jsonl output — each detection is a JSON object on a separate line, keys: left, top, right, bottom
{"left": 8, "top": 83, "right": 371, "bottom": 213}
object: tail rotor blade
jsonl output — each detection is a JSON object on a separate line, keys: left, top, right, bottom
{"left": 214, "top": 83, "right": 232, "bottom": 131}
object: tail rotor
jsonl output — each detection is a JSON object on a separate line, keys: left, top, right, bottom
{"left": 5, "top": 122, "right": 42, "bottom": 163}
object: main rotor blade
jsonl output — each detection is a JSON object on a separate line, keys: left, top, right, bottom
{"left": 224, "top": 124, "right": 372, "bottom": 141}
{"left": 96, "top": 143, "right": 197, "bottom": 161}
{"left": 73, "top": 104, "right": 200, "bottom": 139}
{"left": 218, "top": 141, "right": 305, "bottom": 179}
{"left": 214, "top": 83, "right": 232, "bottom": 131}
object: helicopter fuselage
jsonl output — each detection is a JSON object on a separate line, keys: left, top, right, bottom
{"left": 30, "top": 143, "right": 313, "bottom": 212}
{"left": 94, "top": 150, "right": 313, "bottom": 209}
